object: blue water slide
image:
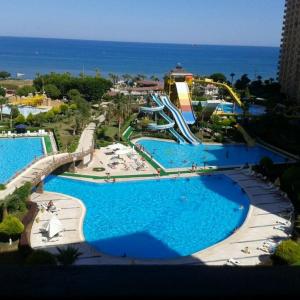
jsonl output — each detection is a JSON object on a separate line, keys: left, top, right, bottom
{"left": 160, "top": 95, "right": 201, "bottom": 145}
{"left": 139, "top": 95, "right": 186, "bottom": 144}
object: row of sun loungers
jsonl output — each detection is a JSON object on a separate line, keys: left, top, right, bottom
{"left": 0, "top": 129, "right": 47, "bottom": 137}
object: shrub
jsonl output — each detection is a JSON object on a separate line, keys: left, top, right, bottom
{"left": 56, "top": 246, "right": 82, "bottom": 266}
{"left": 259, "top": 156, "right": 274, "bottom": 175}
{"left": 0, "top": 184, "right": 6, "bottom": 190}
{"left": 272, "top": 240, "right": 300, "bottom": 265}
{"left": 25, "top": 250, "right": 57, "bottom": 265}
{"left": 0, "top": 215, "right": 24, "bottom": 240}
{"left": 6, "top": 195, "right": 27, "bottom": 213}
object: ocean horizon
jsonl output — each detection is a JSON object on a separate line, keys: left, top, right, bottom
{"left": 0, "top": 36, "right": 279, "bottom": 80}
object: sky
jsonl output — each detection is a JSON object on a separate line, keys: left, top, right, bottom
{"left": 0, "top": 0, "right": 285, "bottom": 46}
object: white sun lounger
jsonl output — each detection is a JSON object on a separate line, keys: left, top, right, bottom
{"left": 226, "top": 258, "right": 241, "bottom": 266}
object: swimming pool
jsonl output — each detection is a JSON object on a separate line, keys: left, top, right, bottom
{"left": 2, "top": 105, "right": 50, "bottom": 118}
{"left": 217, "top": 103, "right": 266, "bottom": 116}
{"left": 45, "top": 174, "right": 250, "bottom": 260}
{"left": 138, "top": 139, "right": 287, "bottom": 169}
{"left": 0, "top": 137, "right": 44, "bottom": 183}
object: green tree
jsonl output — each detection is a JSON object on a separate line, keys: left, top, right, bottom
{"left": 16, "top": 86, "right": 36, "bottom": 97}
{"left": 108, "top": 73, "right": 119, "bottom": 85}
{"left": 26, "top": 113, "right": 35, "bottom": 125}
{"left": 9, "top": 105, "right": 20, "bottom": 119}
{"left": 14, "top": 114, "right": 26, "bottom": 125}
{"left": 209, "top": 73, "right": 227, "bottom": 82}
{"left": 0, "top": 86, "right": 5, "bottom": 97}
{"left": 235, "top": 74, "right": 251, "bottom": 90}
{"left": 44, "top": 84, "right": 61, "bottom": 99}
{"left": 0, "top": 96, "right": 8, "bottom": 121}
{"left": 67, "top": 89, "right": 82, "bottom": 100}
{"left": 56, "top": 246, "right": 82, "bottom": 266}
{"left": 0, "top": 215, "right": 24, "bottom": 240}
{"left": 0, "top": 71, "right": 11, "bottom": 80}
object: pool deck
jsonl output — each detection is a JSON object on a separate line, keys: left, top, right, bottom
{"left": 29, "top": 170, "right": 294, "bottom": 266}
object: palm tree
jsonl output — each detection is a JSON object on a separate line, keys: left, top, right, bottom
{"left": 56, "top": 246, "right": 82, "bottom": 266}
{"left": 0, "top": 97, "right": 8, "bottom": 121}
{"left": 108, "top": 73, "right": 119, "bottom": 85}
{"left": 122, "top": 74, "right": 132, "bottom": 85}
{"left": 230, "top": 73, "right": 235, "bottom": 85}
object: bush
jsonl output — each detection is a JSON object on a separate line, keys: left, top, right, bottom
{"left": 272, "top": 240, "right": 300, "bottom": 265}
{"left": 16, "top": 86, "right": 36, "bottom": 97}
{"left": 56, "top": 246, "right": 82, "bottom": 266}
{"left": 25, "top": 250, "right": 57, "bottom": 265}
{"left": 6, "top": 195, "right": 27, "bottom": 213}
{"left": 0, "top": 184, "right": 6, "bottom": 190}
{"left": 0, "top": 215, "right": 24, "bottom": 240}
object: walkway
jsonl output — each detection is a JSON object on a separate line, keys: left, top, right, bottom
{"left": 0, "top": 123, "right": 96, "bottom": 200}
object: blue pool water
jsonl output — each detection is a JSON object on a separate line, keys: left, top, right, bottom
{"left": 138, "top": 139, "right": 287, "bottom": 169}
{"left": 0, "top": 137, "right": 44, "bottom": 183}
{"left": 45, "top": 175, "right": 250, "bottom": 259}
{"left": 217, "top": 103, "right": 266, "bottom": 116}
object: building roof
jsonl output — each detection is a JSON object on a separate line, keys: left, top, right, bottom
{"left": 169, "top": 64, "right": 193, "bottom": 76}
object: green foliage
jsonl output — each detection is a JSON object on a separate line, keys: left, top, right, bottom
{"left": 272, "top": 240, "right": 300, "bottom": 265}
{"left": 25, "top": 250, "right": 57, "bottom": 265}
{"left": 6, "top": 195, "right": 27, "bottom": 213}
{"left": 0, "top": 71, "right": 11, "bottom": 79}
{"left": 0, "top": 184, "right": 6, "bottom": 190}
{"left": 209, "top": 73, "right": 227, "bottom": 82}
{"left": 56, "top": 246, "right": 83, "bottom": 266}
{"left": 44, "top": 84, "right": 61, "bottom": 99}
{"left": 33, "top": 73, "right": 112, "bottom": 101}
{"left": 281, "top": 166, "right": 300, "bottom": 209}
{"left": 0, "top": 86, "right": 6, "bottom": 97}
{"left": 26, "top": 112, "right": 34, "bottom": 125}
{"left": 14, "top": 114, "right": 26, "bottom": 125}
{"left": 259, "top": 156, "right": 274, "bottom": 172}
{"left": 0, "top": 215, "right": 24, "bottom": 239}
{"left": 10, "top": 105, "right": 20, "bottom": 118}
{"left": 3, "top": 182, "right": 31, "bottom": 215}
{"left": 16, "top": 86, "right": 36, "bottom": 97}
{"left": 235, "top": 74, "right": 251, "bottom": 90}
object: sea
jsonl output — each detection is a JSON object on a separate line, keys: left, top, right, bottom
{"left": 0, "top": 36, "right": 279, "bottom": 81}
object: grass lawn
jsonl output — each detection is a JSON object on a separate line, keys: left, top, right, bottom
{"left": 43, "top": 136, "right": 53, "bottom": 154}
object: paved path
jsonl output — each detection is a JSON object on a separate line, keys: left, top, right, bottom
{"left": 29, "top": 170, "right": 294, "bottom": 266}
{"left": 0, "top": 123, "right": 96, "bottom": 200}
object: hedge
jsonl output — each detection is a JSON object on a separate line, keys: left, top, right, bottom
{"left": 272, "top": 240, "right": 300, "bottom": 265}
{"left": 0, "top": 215, "right": 24, "bottom": 240}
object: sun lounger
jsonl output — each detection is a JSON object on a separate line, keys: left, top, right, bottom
{"left": 276, "top": 220, "right": 291, "bottom": 226}
{"left": 273, "top": 225, "right": 288, "bottom": 231}
{"left": 226, "top": 258, "right": 241, "bottom": 266}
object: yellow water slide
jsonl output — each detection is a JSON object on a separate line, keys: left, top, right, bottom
{"left": 195, "top": 78, "right": 243, "bottom": 107}
{"left": 235, "top": 124, "right": 256, "bottom": 147}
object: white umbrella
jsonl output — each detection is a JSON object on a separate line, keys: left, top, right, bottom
{"left": 115, "top": 148, "right": 131, "bottom": 155}
{"left": 41, "top": 215, "right": 63, "bottom": 238}
{"left": 106, "top": 143, "right": 127, "bottom": 150}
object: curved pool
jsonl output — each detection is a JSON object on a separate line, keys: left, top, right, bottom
{"left": 45, "top": 174, "right": 250, "bottom": 260}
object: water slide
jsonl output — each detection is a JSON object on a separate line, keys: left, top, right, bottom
{"left": 175, "top": 82, "right": 197, "bottom": 125}
{"left": 195, "top": 79, "right": 243, "bottom": 107}
{"left": 160, "top": 95, "right": 201, "bottom": 145}
{"left": 140, "top": 96, "right": 186, "bottom": 144}
{"left": 235, "top": 124, "right": 256, "bottom": 147}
